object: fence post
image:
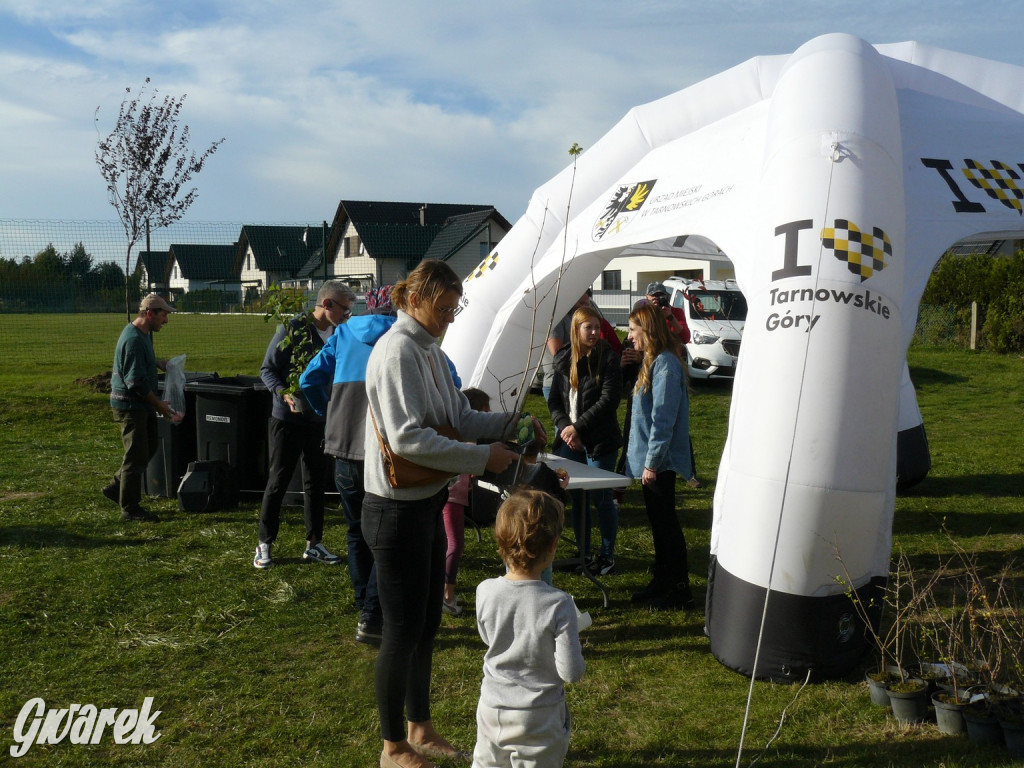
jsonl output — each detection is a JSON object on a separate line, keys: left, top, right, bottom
{"left": 970, "top": 301, "right": 978, "bottom": 350}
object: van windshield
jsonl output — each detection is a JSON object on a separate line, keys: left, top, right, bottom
{"left": 676, "top": 290, "right": 747, "bottom": 321}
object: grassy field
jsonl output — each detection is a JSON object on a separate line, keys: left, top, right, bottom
{"left": 0, "top": 316, "right": 1023, "bottom": 767}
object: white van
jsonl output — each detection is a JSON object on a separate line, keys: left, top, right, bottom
{"left": 663, "top": 277, "right": 747, "bottom": 380}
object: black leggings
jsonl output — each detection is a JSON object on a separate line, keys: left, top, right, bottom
{"left": 362, "top": 489, "right": 448, "bottom": 741}
{"left": 641, "top": 470, "right": 690, "bottom": 589}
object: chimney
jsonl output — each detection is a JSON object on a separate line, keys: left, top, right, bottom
{"left": 419, "top": 204, "right": 427, "bottom": 227}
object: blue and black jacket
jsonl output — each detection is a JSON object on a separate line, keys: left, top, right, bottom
{"left": 299, "top": 314, "right": 396, "bottom": 460}
{"left": 300, "top": 313, "right": 465, "bottom": 461}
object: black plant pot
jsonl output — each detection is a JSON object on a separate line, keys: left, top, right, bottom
{"left": 886, "top": 678, "right": 929, "bottom": 724}
{"left": 963, "top": 702, "right": 1003, "bottom": 746}
{"left": 865, "top": 668, "right": 892, "bottom": 708}
{"left": 1001, "top": 717, "right": 1024, "bottom": 759}
{"left": 932, "top": 691, "right": 969, "bottom": 736}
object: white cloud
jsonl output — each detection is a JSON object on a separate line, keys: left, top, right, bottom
{"left": 3, "top": 0, "right": 1024, "bottom": 224}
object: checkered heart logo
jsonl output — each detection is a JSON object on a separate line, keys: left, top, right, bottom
{"left": 962, "top": 159, "right": 1024, "bottom": 214}
{"left": 820, "top": 219, "right": 892, "bottom": 282}
{"left": 466, "top": 252, "right": 499, "bottom": 281}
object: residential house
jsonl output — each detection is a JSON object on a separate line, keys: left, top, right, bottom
{"left": 594, "top": 235, "right": 736, "bottom": 294}
{"left": 137, "top": 250, "right": 172, "bottom": 293}
{"left": 326, "top": 200, "right": 511, "bottom": 289}
{"left": 234, "top": 225, "right": 326, "bottom": 302}
{"left": 947, "top": 232, "right": 1024, "bottom": 257}
{"left": 168, "top": 244, "right": 241, "bottom": 302}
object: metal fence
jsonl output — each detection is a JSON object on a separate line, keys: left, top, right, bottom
{"left": 0, "top": 219, "right": 971, "bottom": 372}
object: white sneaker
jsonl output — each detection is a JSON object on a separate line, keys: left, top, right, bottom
{"left": 442, "top": 595, "right": 463, "bottom": 616}
{"left": 303, "top": 542, "right": 342, "bottom": 564}
{"left": 253, "top": 542, "right": 273, "bottom": 569}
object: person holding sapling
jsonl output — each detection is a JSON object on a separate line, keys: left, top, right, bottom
{"left": 254, "top": 280, "right": 355, "bottom": 570}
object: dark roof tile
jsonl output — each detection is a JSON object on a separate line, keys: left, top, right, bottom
{"left": 423, "top": 209, "right": 498, "bottom": 262}
{"left": 137, "top": 251, "right": 171, "bottom": 282}
{"left": 239, "top": 225, "right": 323, "bottom": 274}
{"left": 169, "top": 244, "right": 238, "bottom": 280}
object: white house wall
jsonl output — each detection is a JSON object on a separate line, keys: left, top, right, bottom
{"left": 238, "top": 246, "right": 266, "bottom": 289}
{"left": 596, "top": 254, "right": 735, "bottom": 292}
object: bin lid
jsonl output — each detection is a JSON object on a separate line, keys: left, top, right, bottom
{"left": 186, "top": 375, "right": 259, "bottom": 393}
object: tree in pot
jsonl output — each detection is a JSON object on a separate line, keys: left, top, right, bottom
{"left": 952, "top": 544, "right": 1024, "bottom": 747}
{"left": 985, "top": 562, "right": 1024, "bottom": 755}
{"left": 919, "top": 559, "right": 973, "bottom": 734}
{"left": 833, "top": 546, "right": 937, "bottom": 713}
{"left": 262, "top": 284, "right": 318, "bottom": 413}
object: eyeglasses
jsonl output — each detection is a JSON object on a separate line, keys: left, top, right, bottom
{"left": 434, "top": 304, "right": 459, "bottom": 317}
{"left": 324, "top": 299, "right": 353, "bottom": 317}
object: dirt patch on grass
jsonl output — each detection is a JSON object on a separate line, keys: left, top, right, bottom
{"left": 0, "top": 491, "right": 46, "bottom": 502}
{"left": 75, "top": 371, "right": 112, "bottom": 393}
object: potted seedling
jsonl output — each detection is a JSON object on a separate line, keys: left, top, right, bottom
{"left": 262, "top": 284, "right": 317, "bottom": 414}
{"left": 834, "top": 545, "right": 933, "bottom": 720}
{"left": 920, "top": 557, "right": 973, "bottom": 735}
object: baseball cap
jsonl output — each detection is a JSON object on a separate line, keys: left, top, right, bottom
{"left": 645, "top": 281, "right": 669, "bottom": 296}
{"left": 139, "top": 293, "right": 176, "bottom": 313}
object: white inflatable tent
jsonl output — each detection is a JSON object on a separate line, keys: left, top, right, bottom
{"left": 443, "top": 33, "right": 1024, "bottom": 681}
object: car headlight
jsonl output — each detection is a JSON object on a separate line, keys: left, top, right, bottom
{"left": 691, "top": 330, "right": 719, "bottom": 345}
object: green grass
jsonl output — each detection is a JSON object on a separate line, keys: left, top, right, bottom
{"left": 0, "top": 312, "right": 270, "bottom": 382}
{"left": 1, "top": 321, "right": 1023, "bottom": 766}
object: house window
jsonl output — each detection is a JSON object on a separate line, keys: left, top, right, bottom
{"left": 601, "top": 270, "right": 621, "bottom": 290}
{"left": 480, "top": 242, "right": 491, "bottom": 258}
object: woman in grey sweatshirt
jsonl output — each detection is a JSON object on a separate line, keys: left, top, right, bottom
{"left": 363, "top": 260, "right": 536, "bottom": 768}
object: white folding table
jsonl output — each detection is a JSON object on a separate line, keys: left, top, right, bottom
{"left": 538, "top": 452, "right": 630, "bottom": 608}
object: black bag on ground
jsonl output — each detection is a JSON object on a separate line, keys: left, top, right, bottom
{"left": 177, "top": 460, "right": 239, "bottom": 513}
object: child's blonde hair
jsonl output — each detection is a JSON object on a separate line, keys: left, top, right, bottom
{"left": 495, "top": 489, "right": 564, "bottom": 572}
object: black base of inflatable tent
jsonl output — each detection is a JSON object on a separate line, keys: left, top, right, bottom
{"left": 706, "top": 556, "right": 884, "bottom": 682}
{"left": 896, "top": 424, "right": 931, "bottom": 492}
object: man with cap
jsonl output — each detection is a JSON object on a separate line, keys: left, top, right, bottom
{"left": 103, "top": 293, "right": 183, "bottom": 522}
{"left": 638, "top": 281, "right": 690, "bottom": 348}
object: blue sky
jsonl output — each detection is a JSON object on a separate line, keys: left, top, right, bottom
{"left": 2, "top": 1, "right": 1023, "bottom": 226}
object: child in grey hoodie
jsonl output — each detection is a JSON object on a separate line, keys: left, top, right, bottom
{"left": 473, "top": 489, "right": 586, "bottom": 768}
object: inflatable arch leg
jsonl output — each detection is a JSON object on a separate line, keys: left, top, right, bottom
{"left": 707, "top": 35, "right": 905, "bottom": 681}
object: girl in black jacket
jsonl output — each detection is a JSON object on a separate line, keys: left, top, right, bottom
{"left": 547, "top": 305, "right": 623, "bottom": 575}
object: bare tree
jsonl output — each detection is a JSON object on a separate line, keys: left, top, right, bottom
{"left": 95, "top": 78, "right": 225, "bottom": 318}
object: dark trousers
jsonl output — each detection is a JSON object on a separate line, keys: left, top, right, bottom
{"left": 258, "top": 417, "right": 328, "bottom": 544}
{"left": 642, "top": 470, "right": 690, "bottom": 589}
{"left": 112, "top": 408, "right": 158, "bottom": 513}
{"left": 362, "top": 489, "right": 447, "bottom": 741}
{"left": 555, "top": 443, "right": 618, "bottom": 559}
{"left": 334, "top": 458, "right": 379, "bottom": 617}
